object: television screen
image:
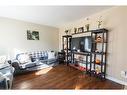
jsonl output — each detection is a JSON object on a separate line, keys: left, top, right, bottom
{"left": 71, "top": 36, "right": 92, "bottom": 52}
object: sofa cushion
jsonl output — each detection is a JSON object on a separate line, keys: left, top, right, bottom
{"left": 20, "top": 62, "right": 36, "bottom": 68}
{"left": 17, "top": 53, "right": 31, "bottom": 64}
{"left": 30, "top": 51, "right": 48, "bottom": 62}
{"left": 47, "top": 58, "right": 57, "bottom": 65}
{"left": 39, "top": 57, "right": 45, "bottom": 60}
{"left": 30, "top": 51, "right": 45, "bottom": 58}
{"left": 35, "top": 61, "right": 45, "bottom": 66}
{"left": 31, "top": 58, "right": 38, "bottom": 62}
{"left": 31, "top": 57, "right": 45, "bottom": 62}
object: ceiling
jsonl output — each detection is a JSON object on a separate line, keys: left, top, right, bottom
{"left": 0, "top": 6, "right": 112, "bottom": 28}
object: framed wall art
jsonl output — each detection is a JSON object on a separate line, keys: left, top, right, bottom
{"left": 27, "top": 30, "right": 39, "bottom": 40}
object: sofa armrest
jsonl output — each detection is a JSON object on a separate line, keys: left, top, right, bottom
{"left": 11, "top": 60, "right": 21, "bottom": 70}
{"left": 0, "top": 65, "right": 15, "bottom": 89}
{"left": 0, "top": 72, "right": 9, "bottom": 89}
{"left": 0, "top": 78, "right": 7, "bottom": 89}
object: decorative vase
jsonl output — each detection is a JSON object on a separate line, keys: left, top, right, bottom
{"left": 74, "top": 28, "right": 77, "bottom": 34}
{"left": 85, "top": 18, "right": 90, "bottom": 32}
{"left": 65, "top": 30, "right": 68, "bottom": 34}
{"left": 98, "top": 16, "right": 102, "bottom": 29}
{"left": 85, "top": 24, "right": 89, "bottom": 32}
{"left": 98, "top": 21, "right": 102, "bottom": 29}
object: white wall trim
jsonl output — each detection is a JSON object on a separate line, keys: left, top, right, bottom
{"left": 106, "top": 75, "right": 127, "bottom": 86}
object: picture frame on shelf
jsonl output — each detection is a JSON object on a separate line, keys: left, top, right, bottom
{"left": 85, "top": 18, "right": 90, "bottom": 32}
{"left": 85, "top": 24, "right": 90, "bottom": 32}
{"left": 65, "top": 30, "right": 69, "bottom": 34}
{"left": 78, "top": 27, "right": 84, "bottom": 33}
{"left": 74, "top": 28, "right": 77, "bottom": 34}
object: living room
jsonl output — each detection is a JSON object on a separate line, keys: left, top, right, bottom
{"left": 0, "top": 2, "right": 127, "bottom": 95}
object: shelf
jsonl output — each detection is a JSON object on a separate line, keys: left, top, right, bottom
{"left": 74, "top": 60, "right": 91, "bottom": 64}
{"left": 72, "top": 51, "right": 90, "bottom": 55}
{"left": 71, "top": 28, "right": 108, "bottom": 35}
{"left": 62, "top": 35, "right": 72, "bottom": 37}
{"left": 92, "top": 61, "right": 105, "bottom": 66}
{"left": 63, "top": 49, "right": 71, "bottom": 50}
{"left": 90, "top": 70, "right": 105, "bottom": 78}
{"left": 69, "top": 64, "right": 86, "bottom": 71}
{"left": 91, "top": 52, "right": 106, "bottom": 55}
{"left": 65, "top": 53, "right": 72, "bottom": 56}
{"left": 91, "top": 28, "right": 108, "bottom": 33}
{"left": 92, "top": 41, "right": 107, "bottom": 43}
{"left": 71, "top": 31, "right": 90, "bottom": 35}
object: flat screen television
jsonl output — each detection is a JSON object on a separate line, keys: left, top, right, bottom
{"left": 71, "top": 36, "right": 92, "bottom": 52}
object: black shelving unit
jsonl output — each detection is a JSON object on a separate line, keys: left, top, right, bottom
{"left": 62, "top": 28, "right": 108, "bottom": 79}
{"left": 58, "top": 51, "right": 65, "bottom": 64}
{"left": 90, "top": 28, "right": 108, "bottom": 79}
{"left": 62, "top": 35, "right": 72, "bottom": 65}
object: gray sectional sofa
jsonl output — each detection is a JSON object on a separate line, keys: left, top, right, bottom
{"left": 0, "top": 63, "right": 14, "bottom": 89}
{"left": 12, "top": 51, "right": 58, "bottom": 75}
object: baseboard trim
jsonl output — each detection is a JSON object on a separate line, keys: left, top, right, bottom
{"left": 106, "top": 75, "right": 127, "bottom": 86}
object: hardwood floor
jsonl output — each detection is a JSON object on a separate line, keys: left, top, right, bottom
{"left": 12, "top": 64, "right": 124, "bottom": 89}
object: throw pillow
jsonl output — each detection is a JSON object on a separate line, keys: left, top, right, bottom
{"left": 48, "top": 51, "right": 55, "bottom": 59}
{"left": 17, "top": 54, "right": 31, "bottom": 64}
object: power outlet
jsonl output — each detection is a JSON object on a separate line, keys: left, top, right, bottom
{"left": 121, "top": 71, "right": 127, "bottom": 78}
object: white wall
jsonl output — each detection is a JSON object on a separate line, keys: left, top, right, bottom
{"left": 0, "top": 17, "right": 59, "bottom": 59}
{"left": 59, "top": 7, "right": 127, "bottom": 84}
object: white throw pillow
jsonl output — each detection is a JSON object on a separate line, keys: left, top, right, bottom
{"left": 18, "top": 54, "right": 31, "bottom": 64}
{"left": 0, "top": 55, "right": 6, "bottom": 64}
{"left": 48, "top": 51, "right": 55, "bottom": 59}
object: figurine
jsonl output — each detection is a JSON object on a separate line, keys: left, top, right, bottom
{"left": 96, "top": 59, "right": 101, "bottom": 64}
{"left": 85, "top": 18, "right": 90, "bottom": 31}
{"left": 96, "top": 66, "right": 100, "bottom": 74}
{"left": 78, "top": 27, "right": 84, "bottom": 33}
{"left": 98, "top": 16, "right": 102, "bottom": 28}
{"left": 85, "top": 24, "right": 89, "bottom": 32}
{"left": 74, "top": 28, "right": 77, "bottom": 34}
{"left": 96, "top": 36, "right": 102, "bottom": 42}
{"left": 65, "top": 30, "right": 68, "bottom": 34}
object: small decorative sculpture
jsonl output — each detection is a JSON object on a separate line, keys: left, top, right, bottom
{"left": 85, "top": 24, "right": 89, "bottom": 31}
{"left": 96, "top": 66, "right": 101, "bottom": 74}
{"left": 78, "top": 27, "right": 84, "bottom": 33}
{"left": 96, "top": 36, "right": 102, "bottom": 42}
{"left": 96, "top": 59, "right": 101, "bottom": 64}
{"left": 74, "top": 28, "right": 77, "bottom": 34}
{"left": 85, "top": 18, "right": 90, "bottom": 31}
{"left": 98, "top": 16, "right": 102, "bottom": 28}
{"left": 65, "top": 30, "right": 69, "bottom": 34}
